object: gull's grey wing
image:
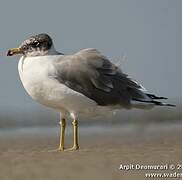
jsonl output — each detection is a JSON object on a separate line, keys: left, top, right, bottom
{"left": 51, "top": 48, "right": 150, "bottom": 107}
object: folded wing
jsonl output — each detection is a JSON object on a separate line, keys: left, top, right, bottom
{"left": 51, "top": 48, "right": 174, "bottom": 107}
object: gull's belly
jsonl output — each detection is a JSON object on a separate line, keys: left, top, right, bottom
{"left": 18, "top": 57, "right": 97, "bottom": 114}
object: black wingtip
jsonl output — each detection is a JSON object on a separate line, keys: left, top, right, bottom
{"left": 146, "top": 93, "right": 168, "bottom": 100}
{"left": 166, "top": 104, "right": 176, "bottom": 107}
{"left": 152, "top": 100, "right": 176, "bottom": 107}
{"left": 159, "top": 97, "right": 168, "bottom": 100}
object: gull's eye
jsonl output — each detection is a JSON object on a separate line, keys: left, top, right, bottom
{"left": 21, "top": 45, "right": 28, "bottom": 50}
{"left": 31, "top": 41, "right": 40, "bottom": 48}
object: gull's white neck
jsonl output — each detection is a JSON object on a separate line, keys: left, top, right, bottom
{"left": 18, "top": 45, "right": 64, "bottom": 74}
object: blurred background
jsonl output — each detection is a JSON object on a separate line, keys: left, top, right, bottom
{"left": 0, "top": 0, "right": 181, "bottom": 129}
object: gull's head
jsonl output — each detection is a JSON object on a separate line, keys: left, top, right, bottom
{"left": 7, "top": 33, "right": 54, "bottom": 57}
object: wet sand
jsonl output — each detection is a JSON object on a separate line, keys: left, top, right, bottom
{"left": 0, "top": 124, "right": 182, "bottom": 180}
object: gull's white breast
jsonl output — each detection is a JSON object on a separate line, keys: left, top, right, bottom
{"left": 18, "top": 55, "right": 100, "bottom": 116}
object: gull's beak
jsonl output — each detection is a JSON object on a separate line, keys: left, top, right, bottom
{"left": 7, "top": 47, "right": 23, "bottom": 56}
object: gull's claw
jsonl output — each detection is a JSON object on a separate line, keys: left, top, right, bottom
{"left": 65, "top": 145, "right": 80, "bottom": 151}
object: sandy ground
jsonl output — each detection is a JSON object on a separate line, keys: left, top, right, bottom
{"left": 0, "top": 124, "right": 182, "bottom": 180}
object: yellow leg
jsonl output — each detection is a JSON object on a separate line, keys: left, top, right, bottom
{"left": 68, "top": 119, "right": 79, "bottom": 150}
{"left": 58, "top": 118, "right": 66, "bottom": 151}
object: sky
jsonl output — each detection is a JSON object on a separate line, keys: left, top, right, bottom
{"left": 0, "top": 0, "right": 181, "bottom": 112}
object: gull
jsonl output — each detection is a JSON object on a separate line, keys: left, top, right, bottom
{"left": 7, "top": 33, "right": 175, "bottom": 151}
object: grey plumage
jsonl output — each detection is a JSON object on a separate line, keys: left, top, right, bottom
{"left": 49, "top": 48, "right": 174, "bottom": 107}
